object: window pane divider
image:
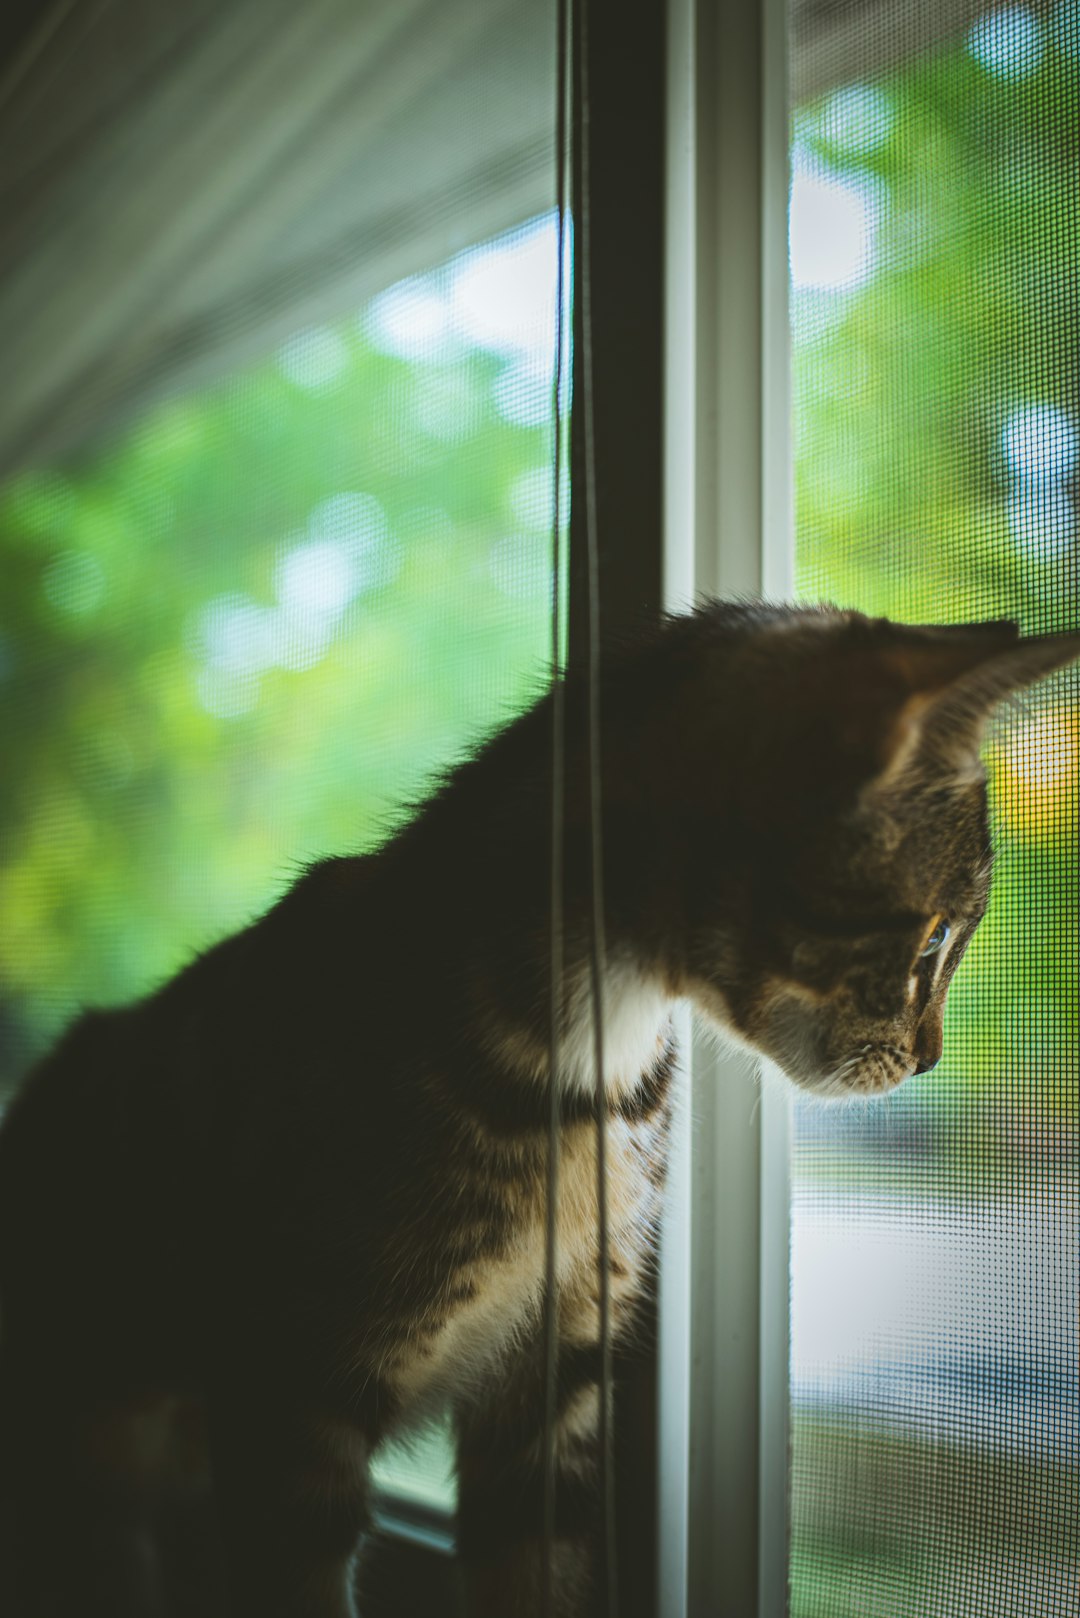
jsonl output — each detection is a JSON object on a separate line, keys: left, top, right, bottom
{"left": 660, "top": 0, "right": 792, "bottom": 1614}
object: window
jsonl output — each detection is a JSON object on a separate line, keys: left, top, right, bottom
{"left": 667, "top": 3, "right": 1078, "bottom": 1616}
{"left": 787, "top": 8, "right": 1079, "bottom": 1613}
{"left": 0, "top": 0, "right": 561, "bottom": 1588}
{"left": 3, "top": 2, "right": 1075, "bottom": 1613}
{"left": 0, "top": 217, "right": 560, "bottom": 1101}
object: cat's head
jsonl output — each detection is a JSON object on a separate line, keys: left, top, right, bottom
{"left": 679, "top": 608, "right": 1080, "bottom": 1099}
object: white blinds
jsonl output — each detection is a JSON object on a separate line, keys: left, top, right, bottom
{"left": 0, "top": 0, "right": 553, "bottom": 477}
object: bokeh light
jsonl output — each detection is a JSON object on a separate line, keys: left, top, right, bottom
{"left": 993, "top": 708, "right": 1079, "bottom": 833}
{"left": 42, "top": 551, "right": 107, "bottom": 616}
{"left": 967, "top": 5, "right": 1045, "bottom": 80}
{"left": 789, "top": 154, "right": 881, "bottom": 293}
{"left": 277, "top": 326, "right": 351, "bottom": 392}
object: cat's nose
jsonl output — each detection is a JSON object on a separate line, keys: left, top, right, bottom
{"left": 914, "top": 1052, "right": 941, "bottom": 1075}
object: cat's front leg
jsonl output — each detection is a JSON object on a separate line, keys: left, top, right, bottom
{"left": 455, "top": 1341, "right": 606, "bottom": 1618}
{"left": 208, "top": 1379, "right": 370, "bottom": 1618}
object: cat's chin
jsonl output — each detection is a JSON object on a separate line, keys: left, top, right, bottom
{"left": 688, "top": 976, "right": 919, "bottom": 1102}
{"left": 792, "top": 1046, "right": 916, "bottom": 1101}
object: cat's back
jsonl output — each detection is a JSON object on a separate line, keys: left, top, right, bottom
{"left": 0, "top": 849, "right": 376, "bottom": 1188}
{"left": 0, "top": 866, "right": 339, "bottom": 1365}
{"left": 0, "top": 994, "right": 210, "bottom": 1381}
{"left": 0, "top": 852, "right": 410, "bottom": 1368}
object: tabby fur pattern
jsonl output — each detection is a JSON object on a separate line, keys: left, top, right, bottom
{"left": 0, "top": 601, "right": 1076, "bottom": 1617}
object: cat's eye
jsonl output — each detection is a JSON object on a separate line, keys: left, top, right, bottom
{"left": 920, "top": 920, "right": 951, "bottom": 958}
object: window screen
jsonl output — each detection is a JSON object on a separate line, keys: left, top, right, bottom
{"left": 0, "top": 0, "right": 560, "bottom": 1556}
{"left": 789, "top": 5, "right": 1078, "bottom": 1614}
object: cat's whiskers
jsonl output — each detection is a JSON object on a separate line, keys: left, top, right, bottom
{"left": 818, "top": 1039, "right": 916, "bottom": 1099}
{"left": 826, "top": 1051, "right": 869, "bottom": 1088}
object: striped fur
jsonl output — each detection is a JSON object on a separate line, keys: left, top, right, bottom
{"left": 0, "top": 602, "right": 1075, "bottom": 1615}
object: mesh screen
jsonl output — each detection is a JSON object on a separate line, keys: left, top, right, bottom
{"left": 0, "top": 19, "right": 559, "bottom": 1527}
{"left": 789, "top": 5, "right": 1079, "bottom": 1615}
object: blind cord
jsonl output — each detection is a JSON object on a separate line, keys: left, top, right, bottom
{"left": 541, "top": 0, "right": 570, "bottom": 1609}
{"left": 575, "top": 0, "right": 617, "bottom": 1607}
{"left": 543, "top": 0, "right": 615, "bottom": 1610}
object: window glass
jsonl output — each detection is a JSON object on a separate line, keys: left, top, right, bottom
{"left": 0, "top": 0, "right": 566, "bottom": 1581}
{"left": 789, "top": 6, "right": 1078, "bottom": 1613}
{"left": 0, "top": 213, "right": 563, "bottom": 1524}
{"left": 0, "top": 217, "right": 559, "bottom": 1087}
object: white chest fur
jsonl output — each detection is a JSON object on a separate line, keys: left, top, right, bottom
{"left": 383, "top": 967, "right": 673, "bottom": 1421}
{"left": 386, "top": 1093, "right": 669, "bottom": 1422}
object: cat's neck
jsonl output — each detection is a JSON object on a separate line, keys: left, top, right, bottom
{"left": 475, "top": 947, "right": 677, "bottom": 1103}
{"left": 367, "top": 678, "right": 744, "bottom": 1099}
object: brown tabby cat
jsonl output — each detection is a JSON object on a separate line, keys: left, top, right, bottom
{"left": 0, "top": 602, "right": 1077, "bottom": 1618}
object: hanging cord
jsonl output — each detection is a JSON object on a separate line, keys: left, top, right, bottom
{"left": 543, "top": 0, "right": 615, "bottom": 1610}
{"left": 576, "top": 0, "right": 617, "bottom": 1607}
{"left": 541, "top": 0, "right": 571, "bottom": 1611}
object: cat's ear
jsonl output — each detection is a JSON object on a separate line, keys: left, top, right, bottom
{"left": 875, "top": 620, "right": 1080, "bottom": 783}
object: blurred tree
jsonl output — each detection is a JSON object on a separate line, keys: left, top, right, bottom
{"left": 0, "top": 222, "right": 560, "bottom": 1086}
{"left": 793, "top": 23, "right": 1079, "bottom": 1149}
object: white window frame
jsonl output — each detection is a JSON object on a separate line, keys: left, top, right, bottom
{"left": 659, "top": 1, "right": 793, "bottom": 1613}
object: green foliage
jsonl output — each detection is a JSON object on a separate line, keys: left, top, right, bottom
{"left": 793, "top": 26, "right": 1079, "bottom": 1146}
{"left": 1, "top": 24, "right": 1076, "bottom": 1159}
{"left": 0, "top": 257, "right": 556, "bottom": 1082}
{"left": 791, "top": 1412, "right": 1078, "bottom": 1615}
